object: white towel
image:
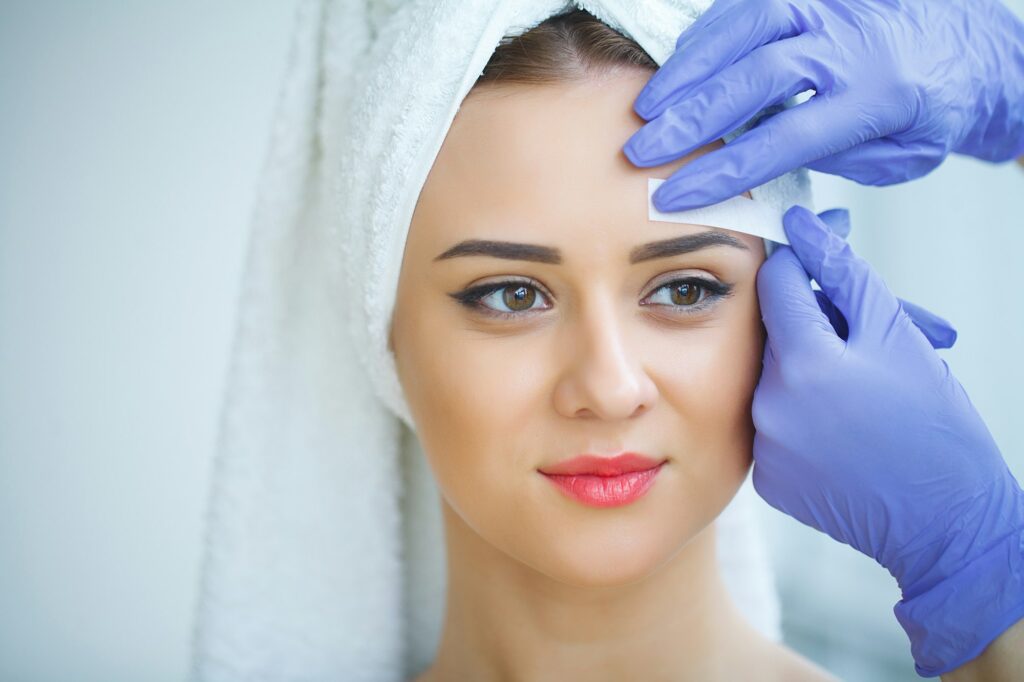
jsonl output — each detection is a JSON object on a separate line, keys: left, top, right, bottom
{"left": 191, "top": 1, "right": 813, "bottom": 680}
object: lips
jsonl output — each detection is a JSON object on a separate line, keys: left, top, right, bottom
{"left": 538, "top": 452, "right": 666, "bottom": 508}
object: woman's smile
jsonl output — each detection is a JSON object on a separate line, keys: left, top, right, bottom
{"left": 540, "top": 463, "right": 667, "bottom": 507}
{"left": 537, "top": 451, "right": 668, "bottom": 508}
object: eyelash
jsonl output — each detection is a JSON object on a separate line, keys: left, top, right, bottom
{"left": 448, "top": 276, "right": 734, "bottom": 321}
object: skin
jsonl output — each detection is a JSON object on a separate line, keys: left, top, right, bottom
{"left": 390, "top": 68, "right": 836, "bottom": 681}
{"left": 943, "top": 617, "right": 1024, "bottom": 681}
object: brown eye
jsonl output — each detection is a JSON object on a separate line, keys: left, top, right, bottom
{"left": 503, "top": 284, "right": 536, "bottom": 311}
{"left": 640, "top": 276, "right": 732, "bottom": 313}
{"left": 450, "top": 279, "right": 552, "bottom": 319}
{"left": 670, "top": 282, "right": 702, "bottom": 306}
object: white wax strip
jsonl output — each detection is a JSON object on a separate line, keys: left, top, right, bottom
{"left": 647, "top": 178, "right": 789, "bottom": 245}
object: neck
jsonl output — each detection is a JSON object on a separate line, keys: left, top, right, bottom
{"left": 424, "top": 499, "right": 766, "bottom": 681}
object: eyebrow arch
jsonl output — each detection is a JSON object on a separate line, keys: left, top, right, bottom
{"left": 629, "top": 230, "right": 748, "bottom": 263}
{"left": 433, "top": 239, "right": 561, "bottom": 264}
{"left": 433, "top": 229, "right": 747, "bottom": 265}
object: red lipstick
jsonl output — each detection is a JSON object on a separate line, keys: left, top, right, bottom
{"left": 538, "top": 453, "right": 666, "bottom": 508}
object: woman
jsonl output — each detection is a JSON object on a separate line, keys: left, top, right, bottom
{"left": 192, "top": 3, "right": 830, "bottom": 680}
{"left": 392, "top": 10, "right": 835, "bottom": 681}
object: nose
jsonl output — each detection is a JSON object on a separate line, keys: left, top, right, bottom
{"left": 552, "top": 303, "right": 659, "bottom": 421}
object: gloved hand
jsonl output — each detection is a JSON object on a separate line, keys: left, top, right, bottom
{"left": 752, "top": 206, "right": 1024, "bottom": 677}
{"left": 801, "top": 209, "right": 956, "bottom": 350}
{"left": 624, "top": 0, "right": 1024, "bottom": 212}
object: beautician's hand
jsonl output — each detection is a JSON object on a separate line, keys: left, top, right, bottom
{"left": 625, "top": 0, "right": 1024, "bottom": 211}
{"left": 801, "top": 209, "right": 957, "bottom": 351}
{"left": 753, "top": 207, "right": 1024, "bottom": 678}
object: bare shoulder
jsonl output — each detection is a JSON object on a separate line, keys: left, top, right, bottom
{"left": 409, "top": 633, "right": 838, "bottom": 682}
{"left": 749, "top": 638, "right": 840, "bottom": 682}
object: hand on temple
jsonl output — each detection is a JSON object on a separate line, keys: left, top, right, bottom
{"left": 624, "top": 0, "right": 1024, "bottom": 211}
{"left": 751, "top": 206, "right": 1024, "bottom": 677}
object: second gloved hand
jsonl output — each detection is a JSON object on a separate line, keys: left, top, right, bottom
{"left": 752, "top": 207, "right": 1024, "bottom": 677}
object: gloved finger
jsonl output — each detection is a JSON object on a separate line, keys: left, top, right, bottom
{"left": 627, "top": 34, "right": 820, "bottom": 167}
{"left": 813, "top": 289, "right": 849, "bottom": 340}
{"left": 636, "top": 0, "right": 801, "bottom": 120}
{"left": 817, "top": 207, "right": 852, "bottom": 239}
{"left": 756, "top": 244, "right": 843, "bottom": 359}
{"left": 897, "top": 298, "right": 958, "bottom": 349}
{"left": 783, "top": 205, "right": 904, "bottom": 348}
{"left": 649, "top": 93, "right": 876, "bottom": 212}
{"left": 812, "top": 290, "right": 955, "bottom": 348}
{"left": 779, "top": 207, "right": 850, "bottom": 340}
{"left": 801, "top": 207, "right": 955, "bottom": 349}
{"left": 806, "top": 137, "right": 948, "bottom": 186}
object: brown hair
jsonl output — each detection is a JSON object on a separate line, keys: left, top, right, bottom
{"left": 474, "top": 8, "right": 658, "bottom": 88}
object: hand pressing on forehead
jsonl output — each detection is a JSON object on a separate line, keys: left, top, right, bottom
{"left": 624, "top": 0, "right": 1024, "bottom": 211}
{"left": 752, "top": 206, "right": 1024, "bottom": 678}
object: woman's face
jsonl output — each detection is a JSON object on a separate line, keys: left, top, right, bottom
{"left": 390, "top": 68, "right": 766, "bottom": 586}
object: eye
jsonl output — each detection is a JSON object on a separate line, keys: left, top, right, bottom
{"left": 481, "top": 283, "right": 545, "bottom": 313}
{"left": 641, "top": 277, "right": 732, "bottom": 312}
{"left": 449, "top": 279, "right": 553, "bottom": 319}
{"left": 450, "top": 275, "right": 733, "bottom": 321}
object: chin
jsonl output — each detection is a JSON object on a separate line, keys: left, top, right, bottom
{"left": 523, "top": 515, "right": 702, "bottom": 589}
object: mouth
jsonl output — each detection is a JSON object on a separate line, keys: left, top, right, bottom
{"left": 538, "top": 452, "right": 667, "bottom": 508}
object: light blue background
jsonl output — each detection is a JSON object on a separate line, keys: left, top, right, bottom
{"left": 1, "top": 2, "right": 1021, "bottom": 680}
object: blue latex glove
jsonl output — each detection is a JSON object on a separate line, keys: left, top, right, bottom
{"left": 753, "top": 206, "right": 1024, "bottom": 677}
{"left": 805, "top": 209, "right": 956, "bottom": 349}
{"left": 625, "top": 0, "right": 1024, "bottom": 211}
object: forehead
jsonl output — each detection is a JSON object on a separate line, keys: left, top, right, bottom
{"left": 413, "top": 68, "right": 762, "bottom": 255}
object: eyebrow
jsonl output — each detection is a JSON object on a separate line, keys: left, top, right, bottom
{"left": 433, "top": 230, "right": 748, "bottom": 265}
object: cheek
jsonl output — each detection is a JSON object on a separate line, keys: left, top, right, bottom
{"left": 392, "top": 282, "right": 767, "bottom": 585}
{"left": 392, "top": 302, "right": 547, "bottom": 514}
{"left": 395, "top": 288, "right": 766, "bottom": 482}
{"left": 643, "top": 295, "right": 765, "bottom": 472}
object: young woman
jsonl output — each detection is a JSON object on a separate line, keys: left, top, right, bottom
{"left": 391, "top": 10, "right": 837, "bottom": 681}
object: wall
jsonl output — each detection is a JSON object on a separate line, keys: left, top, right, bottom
{"left": 0, "top": 2, "right": 298, "bottom": 680}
